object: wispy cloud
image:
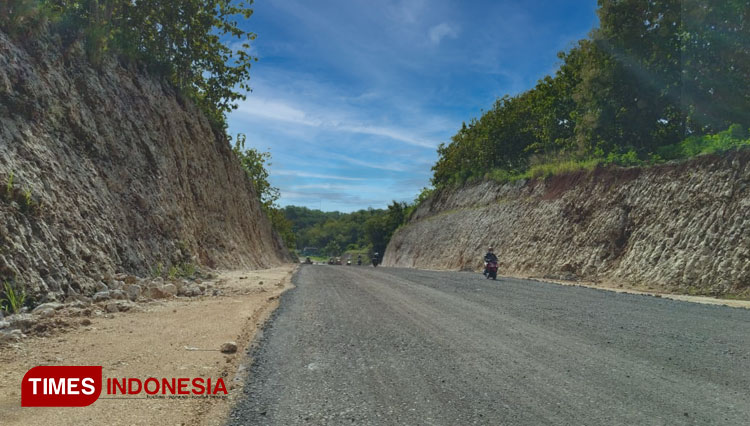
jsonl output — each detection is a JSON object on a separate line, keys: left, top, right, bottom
{"left": 274, "top": 170, "right": 367, "bottom": 181}
{"left": 227, "top": 0, "right": 598, "bottom": 211}
{"left": 428, "top": 23, "right": 459, "bottom": 45}
{"left": 236, "top": 98, "right": 320, "bottom": 127}
{"left": 236, "top": 96, "right": 438, "bottom": 148}
{"left": 327, "top": 153, "right": 410, "bottom": 172}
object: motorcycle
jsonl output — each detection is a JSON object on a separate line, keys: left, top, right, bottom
{"left": 484, "top": 260, "right": 498, "bottom": 280}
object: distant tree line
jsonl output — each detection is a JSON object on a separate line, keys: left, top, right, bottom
{"left": 1, "top": 0, "right": 257, "bottom": 131}
{"left": 283, "top": 202, "right": 409, "bottom": 257}
{"left": 432, "top": 0, "right": 750, "bottom": 188}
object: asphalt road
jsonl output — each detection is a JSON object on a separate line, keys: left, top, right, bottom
{"left": 228, "top": 266, "right": 750, "bottom": 425}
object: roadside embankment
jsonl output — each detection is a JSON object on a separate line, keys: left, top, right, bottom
{"left": 0, "top": 265, "right": 296, "bottom": 426}
{"left": 383, "top": 151, "right": 750, "bottom": 297}
{"left": 0, "top": 29, "right": 289, "bottom": 303}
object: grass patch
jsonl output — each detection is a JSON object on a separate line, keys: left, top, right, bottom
{"left": 1, "top": 280, "right": 26, "bottom": 314}
{"left": 152, "top": 261, "right": 197, "bottom": 280}
{"left": 441, "top": 125, "right": 750, "bottom": 190}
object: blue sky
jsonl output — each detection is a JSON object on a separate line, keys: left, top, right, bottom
{"left": 227, "top": 0, "right": 599, "bottom": 212}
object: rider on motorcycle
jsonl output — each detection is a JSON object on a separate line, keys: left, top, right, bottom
{"left": 483, "top": 247, "right": 498, "bottom": 276}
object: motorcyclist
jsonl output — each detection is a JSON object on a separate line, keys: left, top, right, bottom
{"left": 357, "top": 254, "right": 362, "bottom": 266}
{"left": 483, "top": 247, "right": 498, "bottom": 276}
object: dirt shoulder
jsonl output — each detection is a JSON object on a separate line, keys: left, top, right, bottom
{"left": 0, "top": 265, "right": 296, "bottom": 426}
{"left": 512, "top": 274, "right": 750, "bottom": 309}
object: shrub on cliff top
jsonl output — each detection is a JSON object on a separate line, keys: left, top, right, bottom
{"left": 1, "top": 0, "right": 257, "bottom": 132}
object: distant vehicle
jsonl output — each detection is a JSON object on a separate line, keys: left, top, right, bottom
{"left": 484, "top": 260, "right": 498, "bottom": 280}
{"left": 372, "top": 252, "right": 380, "bottom": 267}
{"left": 346, "top": 259, "right": 351, "bottom": 266}
{"left": 357, "top": 255, "right": 362, "bottom": 266}
{"left": 304, "top": 257, "right": 313, "bottom": 264}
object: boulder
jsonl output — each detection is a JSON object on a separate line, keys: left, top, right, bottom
{"left": 93, "top": 291, "right": 110, "bottom": 302}
{"left": 161, "top": 284, "right": 178, "bottom": 296}
{"left": 125, "top": 285, "right": 141, "bottom": 302}
{"left": 110, "top": 289, "right": 128, "bottom": 300}
{"left": 220, "top": 341, "right": 238, "bottom": 354}
{"left": 32, "top": 302, "right": 64, "bottom": 313}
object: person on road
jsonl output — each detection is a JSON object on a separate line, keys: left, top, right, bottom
{"left": 483, "top": 246, "right": 498, "bottom": 277}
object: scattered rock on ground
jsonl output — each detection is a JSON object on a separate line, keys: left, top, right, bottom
{"left": 221, "top": 341, "right": 238, "bottom": 354}
{"left": 162, "top": 284, "right": 178, "bottom": 296}
{"left": 126, "top": 285, "right": 141, "bottom": 301}
{"left": 33, "top": 302, "right": 64, "bottom": 312}
{"left": 93, "top": 291, "right": 110, "bottom": 302}
{"left": 110, "top": 289, "right": 128, "bottom": 300}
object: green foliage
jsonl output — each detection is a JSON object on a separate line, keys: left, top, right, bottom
{"left": 0, "top": 0, "right": 48, "bottom": 37}
{"left": 526, "top": 158, "right": 601, "bottom": 180}
{"left": 284, "top": 206, "right": 383, "bottom": 255}
{"left": 1, "top": 280, "right": 26, "bottom": 314}
{"left": 323, "top": 239, "right": 341, "bottom": 257}
{"left": 231, "top": 134, "right": 295, "bottom": 249}
{"left": 154, "top": 261, "right": 195, "bottom": 280}
{"left": 283, "top": 202, "right": 410, "bottom": 257}
{"left": 431, "top": 1, "right": 750, "bottom": 188}
{"left": 404, "top": 187, "right": 434, "bottom": 219}
{"left": 2, "top": 0, "right": 257, "bottom": 131}
{"left": 232, "top": 134, "right": 279, "bottom": 209}
{"left": 168, "top": 265, "right": 179, "bottom": 280}
{"left": 153, "top": 262, "right": 164, "bottom": 278}
{"left": 267, "top": 206, "right": 296, "bottom": 249}
{"left": 656, "top": 125, "right": 750, "bottom": 160}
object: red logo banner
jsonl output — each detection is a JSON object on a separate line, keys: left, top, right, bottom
{"left": 22, "top": 366, "right": 102, "bottom": 407}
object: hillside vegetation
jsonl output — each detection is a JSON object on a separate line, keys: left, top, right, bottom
{"left": 431, "top": 0, "right": 750, "bottom": 188}
{"left": 283, "top": 203, "right": 410, "bottom": 258}
{"left": 1, "top": 0, "right": 256, "bottom": 130}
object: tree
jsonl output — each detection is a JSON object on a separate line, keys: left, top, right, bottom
{"left": 324, "top": 239, "right": 341, "bottom": 257}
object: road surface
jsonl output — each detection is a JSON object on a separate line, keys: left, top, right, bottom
{"left": 228, "top": 266, "right": 750, "bottom": 425}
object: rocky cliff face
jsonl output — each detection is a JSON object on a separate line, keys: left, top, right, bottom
{"left": 0, "top": 31, "right": 289, "bottom": 302}
{"left": 384, "top": 151, "right": 750, "bottom": 296}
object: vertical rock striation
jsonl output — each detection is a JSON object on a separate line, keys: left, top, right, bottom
{"left": 384, "top": 152, "right": 750, "bottom": 296}
{"left": 0, "top": 31, "right": 289, "bottom": 301}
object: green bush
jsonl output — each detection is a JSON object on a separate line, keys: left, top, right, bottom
{"left": 656, "top": 125, "right": 750, "bottom": 160}
{"left": 1, "top": 280, "right": 26, "bottom": 314}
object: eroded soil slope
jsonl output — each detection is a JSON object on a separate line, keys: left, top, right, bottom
{"left": 0, "top": 31, "right": 288, "bottom": 301}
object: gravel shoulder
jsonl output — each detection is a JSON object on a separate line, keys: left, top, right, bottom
{"left": 229, "top": 265, "right": 750, "bottom": 425}
{"left": 0, "top": 265, "right": 296, "bottom": 426}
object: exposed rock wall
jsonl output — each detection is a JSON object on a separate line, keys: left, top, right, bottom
{"left": 0, "top": 31, "right": 289, "bottom": 301}
{"left": 384, "top": 152, "right": 750, "bottom": 296}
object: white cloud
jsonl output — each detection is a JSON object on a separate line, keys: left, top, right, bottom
{"left": 428, "top": 23, "right": 459, "bottom": 45}
{"left": 235, "top": 96, "right": 437, "bottom": 148}
{"left": 236, "top": 98, "right": 320, "bottom": 127}
{"left": 327, "top": 153, "right": 409, "bottom": 172}
{"left": 273, "top": 170, "right": 366, "bottom": 181}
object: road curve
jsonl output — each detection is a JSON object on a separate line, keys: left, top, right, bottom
{"left": 228, "top": 266, "right": 750, "bottom": 425}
